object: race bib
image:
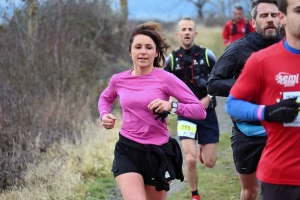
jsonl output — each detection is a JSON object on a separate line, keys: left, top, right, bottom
{"left": 283, "top": 92, "right": 300, "bottom": 127}
{"left": 177, "top": 120, "right": 197, "bottom": 138}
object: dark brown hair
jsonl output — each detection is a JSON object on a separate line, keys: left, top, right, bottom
{"left": 277, "top": 0, "right": 288, "bottom": 15}
{"left": 128, "top": 22, "right": 170, "bottom": 68}
{"left": 251, "top": 0, "right": 278, "bottom": 19}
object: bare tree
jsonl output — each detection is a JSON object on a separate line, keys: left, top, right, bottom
{"left": 241, "top": 0, "right": 252, "bottom": 8}
{"left": 187, "top": 0, "right": 244, "bottom": 18}
{"left": 207, "top": 0, "right": 241, "bottom": 17}
{"left": 206, "top": 0, "right": 254, "bottom": 18}
{"left": 186, "top": 0, "right": 210, "bottom": 19}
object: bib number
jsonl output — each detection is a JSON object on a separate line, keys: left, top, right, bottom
{"left": 177, "top": 120, "right": 197, "bottom": 138}
{"left": 283, "top": 92, "right": 300, "bottom": 127}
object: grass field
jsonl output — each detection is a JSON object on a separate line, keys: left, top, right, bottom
{"left": 0, "top": 118, "right": 241, "bottom": 200}
{"left": 76, "top": 131, "right": 241, "bottom": 200}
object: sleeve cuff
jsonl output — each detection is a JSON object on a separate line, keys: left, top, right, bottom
{"left": 257, "top": 105, "right": 265, "bottom": 120}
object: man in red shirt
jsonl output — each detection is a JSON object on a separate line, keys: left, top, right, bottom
{"left": 226, "top": 0, "right": 300, "bottom": 199}
{"left": 222, "top": 5, "right": 255, "bottom": 46}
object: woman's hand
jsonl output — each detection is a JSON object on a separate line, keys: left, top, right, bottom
{"left": 148, "top": 99, "right": 172, "bottom": 113}
{"left": 101, "top": 113, "right": 116, "bottom": 129}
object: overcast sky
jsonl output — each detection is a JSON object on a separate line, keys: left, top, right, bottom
{"left": 115, "top": 0, "right": 199, "bottom": 21}
{"left": 0, "top": 0, "right": 250, "bottom": 23}
{"left": 110, "top": 0, "right": 250, "bottom": 21}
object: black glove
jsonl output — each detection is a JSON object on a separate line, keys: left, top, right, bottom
{"left": 153, "top": 108, "right": 170, "bottom": 123}
{"left": 264, "top": 97, "right": 300, "bottom": 123}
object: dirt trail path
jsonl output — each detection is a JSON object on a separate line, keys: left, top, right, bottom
{"left": 105, "top": 97, "right": 232, "bottom": 200}
{"left": 166, "top": 97, "right": 231, "bottom": 198}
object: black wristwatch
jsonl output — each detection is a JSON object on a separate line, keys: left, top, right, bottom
{"left": 170, "top": 101, "right": 178, "bottom": 114}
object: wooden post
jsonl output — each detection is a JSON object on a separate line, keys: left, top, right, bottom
{"left": 120, "top": 0, "right": 128, "bottom": 20}
{"left": 27, "top": 0, "right": 38, "bottom": 53}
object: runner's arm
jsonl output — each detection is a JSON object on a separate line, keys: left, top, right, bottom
{"left": 163, "top": 55, "right": 172, "bottom": 73}
{"left": 225, "top": 94, "right": 264, "bottom": 121}
{"left": 206, "top": 49, "right": 217, "bottom": 68}
{"left": 207, "top": 44, "right": 240, "bottom": 97}
{"left": 98, "top": 75, "right": 118, "bottom": 120}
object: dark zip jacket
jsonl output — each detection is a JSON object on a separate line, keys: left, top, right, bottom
{"left": 207, "top": 31, "right": 281, "bottom": 97}
{"left": 207, "top": 31, "right": 281, "bottom": 125}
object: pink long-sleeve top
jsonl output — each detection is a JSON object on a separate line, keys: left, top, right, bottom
{"left": 98, "top": 68, "right": 206, "bottom": 145}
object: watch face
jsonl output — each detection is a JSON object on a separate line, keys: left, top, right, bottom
{"left": 172, "top": 101, "right": 178, "bottom": 108}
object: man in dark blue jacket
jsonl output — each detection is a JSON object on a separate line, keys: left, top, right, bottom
{"left": 207, "top": 1, "right": 281, "bottom": 199}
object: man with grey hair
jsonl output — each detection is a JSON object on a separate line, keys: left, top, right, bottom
{"left": 222, "top": 5, "right": 255, "bottom": 46}
{"left": 207, "top": 0, "right": 281, "bottom": 199}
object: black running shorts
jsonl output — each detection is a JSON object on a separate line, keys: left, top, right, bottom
{"left": 231, "top": 126, "right": 267, "bottom": 174}
{"left": 111, "top": 138, "right": 173, "bottom": 186}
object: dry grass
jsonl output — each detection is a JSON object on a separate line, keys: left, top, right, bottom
{"left": 195, "top": 24, "right": 226, "bottom": 58}
{"left": 0, "top": 116, "right": 121, "bottom": 200}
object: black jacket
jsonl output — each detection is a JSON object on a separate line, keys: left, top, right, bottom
{"left": 207, "top": 32, "right": 281, "bottom": 125}
{"left": 207, "top": 31, "right": 281, "bottom": 97}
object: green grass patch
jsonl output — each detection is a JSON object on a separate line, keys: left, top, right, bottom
{"left": 82, "top": 175, "right": 116, "bottom": 200}
{"left": 168, "top": 114, "right": 178, "bottom": 136}
{"left": 168, "top": 133, "right": 241, "bottom": 200}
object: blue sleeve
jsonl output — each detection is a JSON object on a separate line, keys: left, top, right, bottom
{"left": 225, "top": 95, "right": 265, "bottom": 120}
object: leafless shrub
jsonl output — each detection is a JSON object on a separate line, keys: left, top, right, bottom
{"left": 0, "top": 0, "right": 131, "bottom": 191}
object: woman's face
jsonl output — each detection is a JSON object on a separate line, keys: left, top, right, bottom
{"left": 130, "top": 34, "right": 158, "bottom": 69}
